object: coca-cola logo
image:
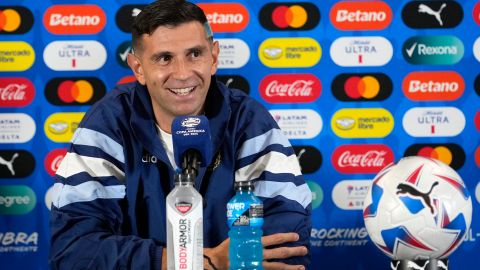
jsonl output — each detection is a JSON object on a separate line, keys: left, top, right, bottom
{"left": 332, "top": 144, "right": 394, "bottom": 174}
{"left": 260, "top": 74, "right": 321, "bottom": 103}
{"left": 0, "top": 78, "right": 35, "bottom": 107}
{"left": 44, "top": 148, "right": 68, "bottom": 177}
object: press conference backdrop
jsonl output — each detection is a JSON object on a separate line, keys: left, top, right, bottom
{"left": 1, "top": 0, "right": 479, "bottom": 269}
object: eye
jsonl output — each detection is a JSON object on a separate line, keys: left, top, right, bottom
{"left": 191, "top": 50, "right": 202, "bottom": 58}
{"left": 160, "top": 54, "right": 172, "bottom": 62}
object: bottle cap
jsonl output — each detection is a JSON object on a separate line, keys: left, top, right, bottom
{"left": 234, "top": 180, "right": 254, "bottom": 190}
{"left": 174, "top": 172, "right": 195, "bottom": 184}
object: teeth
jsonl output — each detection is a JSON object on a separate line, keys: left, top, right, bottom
{"left": 169, "top": 87, "right": 194, "bottom": 95}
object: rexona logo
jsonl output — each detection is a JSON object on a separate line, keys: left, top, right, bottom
{"left": 0, "top": 78, "right": 35, "bottom": 107}
{"left": 44, "top": 148, "right": 67, "bottom": 176}
{"left": 44, "top": 112, "right": 84, "bottom": 143}
{"left": 473, "top": 37, "right": 480, "bottom": 63}
{"left": 0, "top": 113, "right": 35, "bottom": 143}
{"left": 306, "top": 181, "right": 323, "bottom": 209}
{"left": 259, "top": 2, "right": 320, "bottom": 31}
{"left": 197, "top": 3, "right": 249, "bottom": 32}
{"left": 403, "top": 35, "right": 464, "bottom": 65}
{"left": 0, "top": 185, "right": 36, "bottom": 215}
{"left": 332, "top": 144, "right": 394, "bottom": 174}
{"left": 331, "top": 108, "right": 393, "bottom": 138}
{"left": 293, "top": 145, "right": 322, "bottom": 174}
{"left": 0, "top": 41, "right": 35, "bottom": 72}
{"left": 330, "top": 36, "right": 392, "bottom": 67}
{"left": 217, "top": 75, "right": 250, "bottom": 94}
{"left": 404, "top": 143, "right": 465, "bottom": 170}
{"left": 270, "top": 109, "right": 322, "bottom": 139}
{"left": 402, "top": 1, "right": 463, "bottom": 29}
{"left": 331, "top": 73, "right": 392, "bottom": 101}
{"left": 116, "top": 41, "right": 131, "bottom": 68}
{"left": 259, "top": 37, "right": 321, "bottom": 68}
{"left": 402, "top": 107, "right": 465, "bottom": 137}
{"left": 43, "top": 5, "right": 106, "bottom": 35}
{"left": 259, "top": 74, "right": 321, "bottom": 103}
{"left": 330, "top": 1, "right": 392, "bottom": 30}
{"left": 0, "top": 150, "right": 35, "bottom": 178}
{"left": 116, "top": 5, "right": 146, "bottom": 33}
{"left": 45, "top": 77, "right": 105, "bottom": 106}
{"left": 0, "top": 6, "right": 34, "bottom": 34}
{"left": 217, "top": 38, "right": 250, "bottom": 69}
{"left": 43, "top": 40, "right": 107, "bottom": 71}
{"left": 402, "top": 71, "right": 464, "bottom": 101}
{"left": 332, "top": 180, "right": 370, "bottom": 210}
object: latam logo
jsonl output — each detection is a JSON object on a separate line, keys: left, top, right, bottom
{"left": 475, "top": 111, "right": 480, "bottom": 132}
{"left": 43, "top": 5, "right": 106, "bottom": 35}
{"left": 259, "top": 37, "right": 321, "bottom": 68}
{"left": 259, "top": 74, "right": 321, "bottom": 103}
{"left": 44, "top": 148, "right": 67, "bottom": 177}
{"left": 197, "top": 3, "right": 249, "bottom": 32}
{"left": 0, "top": 185, "right": 36, "bottom": 215}
{"left": 0, "top": 150, "right": 35, "bottom": 178}
{"left": 403, "top": 35, "right": 464, "bottom": 65}
{"left": 44, "top": 112, "right": 84, "bottom": 143}
{"left": 43, "top": 41, "right": 107, "bottom": 71}
{"left": 217, "top": 38, "right": 250, "bottom": 69}
{"left": 473, "top": 37, "right": 480, "bottom": 63}
{"left": 0, "top": 6, "right": 33, "bottom": 34}
{"left": 0, "top": 78, "right": 35, "bottom": 107}
{"left": 332, "top": 144, "right": 394, "bottom": 174}
{"left": 259, "top": 2, "right": 320, "bottom": 31}
{"left": 217, "top": 75, "right": 250, "bottom": 94}
{"left": 331, "top": 108, "right": 393, "bottom": 138}
{"left": 45, "top": 77, "right": 106, "bottom": 106}
{"left": 331, "top": 73, "right": 392, "bottom": 101}
{"left": 404, "top": 143, "right": 465, "bottom": 170}
{"left": 0, "top": 41, "right": 35, "bottom": 72}
{"left": 402, "top": 1, "right": 463, "bottom": 29}
{"left": 402, "top": 107, "right": 465, "bottom": 137}
{"left": 270, "top": 109, "right": 322, "bottom": 139}
{"left": 293, "top": 145, "right": 322, "bottom": 174}
{"left": 332, "top": 180, "right": 370, "bottom": 210}
{"left": 402, "top": 71, "right": 464, "bottom": 101}
{"left": 330, "top": 1, "right": 392, "bottom": 30}
{"left": 116, "top": 5, "right": 145, "bottom": 33}
{"left": 0, "top": 113, "right": 35, "bottom": 143}
{"left": 306, "top": 181, "right": 323, "bottom": 209}
{"left": 330, "top": 36, "right": 392, "bottom": 67}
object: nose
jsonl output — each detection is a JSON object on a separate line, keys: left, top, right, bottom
{"left": 171, "top": 58, "right": 192, "bottom": 81}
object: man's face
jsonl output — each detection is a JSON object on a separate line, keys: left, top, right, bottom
{"left": 128, "top": 21, "right": 219, "bottom": 132}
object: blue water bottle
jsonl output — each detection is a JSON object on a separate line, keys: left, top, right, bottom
{"left": 227, "top": 180, "right": 264, "bottom": 270}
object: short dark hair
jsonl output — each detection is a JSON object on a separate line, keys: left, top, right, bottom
{"left": 131, "top": 0, "right": 210, "bottom": 52}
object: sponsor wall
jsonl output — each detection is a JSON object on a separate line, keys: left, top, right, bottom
{"left": 1, "top": 0, "right": 479, "bottom": 269}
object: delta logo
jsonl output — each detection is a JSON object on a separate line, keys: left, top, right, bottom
{"left": 0, "top": 41, "right": 35, "bottom": 72}
{"left": 259, "top": 37, "right": 321, "bottom": 68}
{"left": 197, "top": 3, "right": 249, "bottom": 32}
{"left": 332, "top": 180, "right": 371, "bottom": 210}
{"left": 402, "top": 71, "right": 464, "bottom": 101}
{"left": 0, "top": 150, "right": 35, "bottom": 178}
{"left": 259, "top": 2, "right": 320, "bottom": 31}
{"left": 475, "top": 2, "right": 480, "bottom": 26}
{"left": 402, "top": 1, "right": 463, "bottom": 29}
{"left": 0, "top": 113, "right": 35, "bottom": 144}
{"left": 116, "top": 5, "right": 146, "bottom": 33}
{"left": 331, "top": 73, "right": 392, "bottom": 101}
{"left": 402, "top": 107, "right": 465, "bottom": 137}
{"left": 0, "top": 6, "right": 34, "bottom": 34}
{"left": 43, "top": 40, "right": 107, "bottom": 71}
{"left": 330, "top": 36, "right": 392, "bottom": 67}
{"left": 0, "top": 78, "right": 35, "bottom": 107}
{"left": 45, "top": 77, "right": 105, "bottom": 106}
{"left": 270, "top": 109, "right": 322, "bottom": 139}
{"left": 259, "top": 74, "right": 321, "bottom": 103}
{"left": 332, "top": 144, "right": 394, "bottom": 174}
{"left": 293, "top": 145, "right": 322, "bottom": 174}
{"left": 44, "top": 5, "right": 106, "bottom": 35}
{"left": 330, "top": 1, "right": 392, "bottom": 30}
{"left": 217, "top": 38, "right": 250, "bottom": 69}
{"left": 44, "top": 148, "right": 67, "bottom": 176}
{"left": 331, "top": 108, "right": 393, "bottom": 138}
{"left": 44, "top": 112, "right": 84, "bottom": 143}
{"left": 404, "top": 143, "right": 465, "bottom": 170}
{"left": 403, "top": 35, "right": 464, "bottom": 65}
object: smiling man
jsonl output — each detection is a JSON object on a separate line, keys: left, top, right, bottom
{"left": 49, "top": 1, "right": 312, "bottom": 269}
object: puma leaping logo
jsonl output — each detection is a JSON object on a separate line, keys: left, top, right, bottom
{"left": 407, "top": 260, "right": 429, "bottom": 270}
{"left": 390, "top": 261, "right": 400, "bottom": 270}
{"left": 418, "top": 3, "right": 447, "bottom": 26}
{"left": 397, "top": 181, "right": 439, "bottom": 214}
{"left": 0, "top": 153, "right": 19, "bottom": 176}
{"left": 437, "top": 260, "right": 448, "bottom": 270}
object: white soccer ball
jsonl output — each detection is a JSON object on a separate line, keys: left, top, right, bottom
{"left": 363, "top": 156, "right": 472, "bottom": 260}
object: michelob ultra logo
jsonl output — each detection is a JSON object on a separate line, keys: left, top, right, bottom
{"left": 403, "top": 35, "right": 464, "bottom": 65}
{"left": 402, "top": 1, "right": 463, "bottom": 29}
{"left": 330, "top": 36, "right": 392, "bottom": 67}
{"left": 259, "top": 37, "right": 321, "bottom": 68}
{"left": 402, "top": 107, "right": 465, "bottom": 137}
{"left": 0, "top": 41, "right": 35, "bottom": 71}
{"left": 331, "top": 108, "right": 393, "bottom": 138}
{"left": 197, "top": 3, "right": 249, "bottom": 32}
{"left": 402, "top": 71, "right": 464, "bottom": 101}
{"left": 0, "top": 185, "right": 36, "bottom": 215}
{"left": 44, "top": 112, "right": 85, "bottom": 142}
{"left": 0, "top": 77, "right": 35, "bottom": 107}
{"left": 404, "top": 143, "right": 465, "bottom": 170}
{"left": 330, "top": 1, "right": 392, "bottom": 30}
{"left": 45, "top": 77, "right": 106, "bottom": 106}
{"left": 0, "top": 6, "right": 34, "bottom": 34}
{"left": 259, "top": 2, "right": 320, "bottom": 31}
{"left": 43, "top": 4, "right": 106, "bottom": 35}
{"left": 331, "top": 73, "right": 392, "bottom": 101}
{"left": 43, "top": 40, "right": 107, "bottom": 71}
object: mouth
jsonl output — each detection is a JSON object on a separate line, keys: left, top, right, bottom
{"left": 168, "top": 86, "right": 195, "bottom": 96}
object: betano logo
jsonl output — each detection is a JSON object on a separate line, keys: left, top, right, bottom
{"left": 402, "top": 71, "right": 464, "bottom": 101}
{"left": 330, "top": 1, "right": 392, "bottom": 30}
{"left": 259, "top": 37, "right": 321, "bottom": 68}
{"left": 270, "top": 109, "right": 322, "bottom": 139}
{"left": 0, "top": 77, "right": 35, "bottom": 107}
{"left": 43, "top": 40, "right": 107, "bottom": 71}
{"left": 331, "top": 108, "right": 393, "bottom": 138}
{"left": 259, "top": 2, "right": 320, "bottom": 31}
{"left": 43, "top": 4, "right": 106, "bottom": 35}
{"left": 402, "top": 1, "right": 463, "bottom": 29}
{"left": 330, "top": 36, "right": 392, "bottom": 67}
{"left": 0, "top": 6, "right": 33, "bottom": 34}
{"left": 0, "top": 113, "right": 35, "bottom": 143}
{"left": 0, "top": 185, "right": 36, "bottom": 215}
{"left": 197, "top": 3, "right": 249, "bottom": 32}
{"left": 402, "top": 107, "right": 465, "bottom": 137}
{"left": 44, "top": 112, "right": 84, "bottom": 142}
{"left": 404, "top": 143, "right": 465, "bottom": 170}
{"left": 0, "top": 41, "right": 35, "bottom": 71}
{"left": 403, "top": 35, "right": 464, "bottom": 65}
{"left": 331, "top": 73, "right": 392, "bottom": 101}
{"left": 259, "top": 73, "right": 321, "bottom": 103}
{"left": 45, "top": 77, "right": 105, "bottom": 106}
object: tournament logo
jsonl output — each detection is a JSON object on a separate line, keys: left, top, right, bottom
{"left": 0, "top": 231, "right": 38, "bottom": 253}
{"left": 270, "top": 109, "right": 322, "bottom": 139}
{"left": 44, "top": 112, "right": 84, "bottom": 143}
{"left": 45, "top": 77, "right": 105, "bottom": 106}
{"left": 43, "top": 40, "right": 107, "bottom": 71}
{"left": 402, "top": 107, "right": 465, "bottom": 137}
{"left": 260, "top": 74, "right": 321, "bottom": 103}
{"left": 43, "top": 4, "right": 106, "bottom": 35}
{"left": 403, "top": 35, "right": 464, "bottom": 65}
{"left": 402, "top": 1, "right": 463, "bottom": 29}
{"left": 332, "top": 144, "right": 394, "bottom": 174}
{"left": 293, "top": 145, "right": 322, "bottom": 174}
{"left": 0, "top": 78, "right": 35, "bottom": 107}
{"left": 259, "top": 37, "right": 321, "bottom": 68}
{"left": 404, "top": 143, "right": 465, "bottom": 170}
{"left": 197, "top": 3, "right": 249, "bottom": 32}
{"left": 0, "top": 150, "right": 35, "bottom": 178}
{"left": 0, "top": 185, "right": 36, "bottom": 215}
{"left": 331, "top": 73, "right": 392, "bottom": 101}
{"left": 0, "top": 41, "right": 35, "bottom": 72}
{"left": 402, "top": 71, "right": 464, "bottom": 101}
{"left": 0, "top": 6, "right": 34, "bottom": 34}
{"left": 331, "top": 108, "right": 393, "bottom": 138}
{"left": 116, "top": 41, "right": 132, "bottom": 68}
{"left": 259, "top": 2, "right": 320, "bottom": 31}
{"left": 330, "top": 36, "right": 392, "bottom": 67}
{"left": 217, "top": 38, "right": 250, "bottom": 69}
{"left": 330, "top": 1, "right": 392, "bottom": 30}
{"left": 116, "top": 5, "right": 146, "bottom": 33}
{"left": 306, "top": 181, "right": 323, "bottom": 209}
{"left": 332, "top": 180, "right": 370, "bottom": 210}
{"left": 44, "top": 148, "right": 68, "bottom": 176}
{"left": 0, "top": 113, "right": 35, "bottom": 143}
{"left": 217, "top": 75, "right": 250, "bottom": 94}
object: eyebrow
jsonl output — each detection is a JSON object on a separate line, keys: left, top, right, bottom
{"left": 149, "top": 44, "right": 209, "bottom": 62}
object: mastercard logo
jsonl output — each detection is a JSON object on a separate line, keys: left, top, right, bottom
{"left": 259, "top": 2, "right": 320, "bottom": 31}
{"left": 45, "top": 77, "right": 105, "bottom": 106}
{"left": 0, "top": 6, "right": 33, "bottom": 34}
{"left": 404, "top": 143, "right": 465, "bottom": 170}
{"left": 331, "top": 73, "right": 392, "bottom": 101}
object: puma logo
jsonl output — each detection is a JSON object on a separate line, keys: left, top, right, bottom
{"left": 437, "top": 260, "right": 448, "bottom": 270}
{"left": 407, "top": 260, "right": 429, "bottom": 270}
{"left": 397, "top": 181, "right": 439, "bottom": 214}
{"left": 418, "top": 3, "right": 447, "bottom": 26}
{"left": 390, "top": 261, "right": 400, "bottom": 270}
{"left": 0, "top": 153, "right": 19, "bottom": 176}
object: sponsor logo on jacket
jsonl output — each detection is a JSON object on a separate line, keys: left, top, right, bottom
{"left": 0, "top": 6, "right": 34, "bottom": 34}
{"left": 259, "top": 2, "right": 320, "bottom": 31}
{"left": 43, "top": 4, "right": 106, "bottom": 34}
{"left": 0, "top": 41, "right": 35, "bottom": 72}
{"left": 402, "top": 1, "right": 463, "bottom": 29}
{"left": 0, "top": 78, "right": 34, "bottom": 107}
{"left": 402, "top": 71, "right": 464, "bottom": 101}
{"left": 331, "top": 73, "right": 392, "bottom": 101}
{"left": 197, "top": 3, "right": 249, "bottom": 32}
{"left": 260, "top": 74, "right": 321, "bottom": 103}
{"left": 402, "top": 107, "right": 465, "bottom": 137}
{"left": 332, "top": 144, "right": 394, "bottom": 174}
{"left": 330, "top": 1, "right": 392, "bottom": 30}
{"left": 330, "top": 36, "right": 392, "bottom": 67}
{"left": 403, "top": 35, "right": 464, "bottom": 64}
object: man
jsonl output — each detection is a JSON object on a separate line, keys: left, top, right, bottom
{"left": 49, "top": 1, "right": 312, "bottom": 269}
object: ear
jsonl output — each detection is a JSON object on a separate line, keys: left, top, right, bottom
{"left": 127, "top": 53, "right": 146, "bottom": 85}
{"left": 210, "top": 41, "right": 220, "bottom": 75}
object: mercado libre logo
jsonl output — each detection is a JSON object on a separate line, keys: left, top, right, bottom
{"left": 43, "top": 40, "right": 107, "bottom": 71}
{"left": 43, "top": 4, "right": 106, "bottom": 35}
{"left": 330, "top": 1, "right": 392, "bottom": 30}
{"left": 332, "top": 144, "right": 394, "bottom": 174}
{"left": 45, "top": 77, "right": 106, "bottom": 106}
{"left": 306, "top": 181, "right": 323, "bottom": 209}
{"left": 331, "top": 73, "right": 392, "bottom": 101}
{"left": 197, "top": 3, "right": 249, "bottom": 32}
{"left": 44, "top": 112, "right": 85, "bottom": 143}
{"left": 0, "top": 6, "right": 33, "bottom": 34}
{"left": 259, "top": 2, "right": 320, "bottom": 31}
{"left": 116, "top": 5, "right": 146, "bottom": 33}
{"left": 0, "top": 41, "right": 35, "bottom": 72}
{"left": 331, "top": 108, "right": 393, "bottom": 138}
{"left": 402, "top": 35, "right": 464, "bottom": 65}
{"left": 402, "top": 71, "right": 464, "bottom": 101}
{"left": 0, "top": 77, "right": 35, "bottom": 107}
{"left": 293, "top": 145, "right": 322, "bottom": 174}
{"left": 402, "top": 107, "right": 465, "bottom": 137}
{"left": 402, "top": 1, "right": 463, "bottom": 29}
{"left": 270, "top": 109, "right": 322, "bottom": 139}
{"left": 0, "top": 150, "right": 35, "bottom": 178}
{"left": 330, "top": 36, "right": 393, "bottom": 67}
{"left": 259, "top": 73, "right": 321, "bottom": 103}
{"left": 404, "top": 143, "right": 465, "bottom": 170}
{"left": 259, "top": 37, "right": 321, "bottom": 68}
{"left": 0, "top": 185, "right": 36, "bottom": 215}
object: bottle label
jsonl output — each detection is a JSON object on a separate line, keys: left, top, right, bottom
{"left": 175, "top": 201, "right": 192, "bottom": 214}
{"left": 227, "top": 202, "right": 264, "bottom": 227}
